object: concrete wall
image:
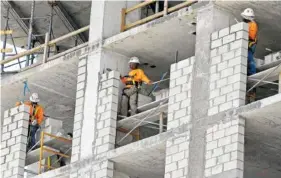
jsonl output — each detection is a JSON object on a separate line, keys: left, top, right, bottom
{"left": 1, "top": 105, "right": 29, "bottom": 178}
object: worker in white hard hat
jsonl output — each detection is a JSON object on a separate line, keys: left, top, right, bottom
{"left": 241, "top": 8, "right": 258, "bottom": 102}
{"left": 120, "top": 57, "right": 152, "bottom": 117}
{"left": 16, "top": 93, "right": 44, "bottom": 150}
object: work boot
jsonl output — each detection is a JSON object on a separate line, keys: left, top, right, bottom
{"left": 247, "top": 91, "right": 256, "bottom": 103}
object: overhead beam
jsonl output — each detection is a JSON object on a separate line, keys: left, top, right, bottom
{"left": 1, "top": 0, "right": 45, "bottom": 44}
{"left": 51, "top": 1, "right": 87, "bottom": 44}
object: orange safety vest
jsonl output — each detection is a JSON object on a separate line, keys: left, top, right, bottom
{"left": 121, "top": 68, "right": 150, "bottom": 88}
{"left": 248, "top": 21, "right": 258, "bottom": 47}
{"left": 16, "top": 101, "right": 44, "bottom": 125}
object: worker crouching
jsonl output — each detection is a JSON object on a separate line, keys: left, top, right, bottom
{"left": 120, "top": 57, "right": 152, "bottom": 117}
{"left": 16, "top": 93, "right": 44, "bottom": 151}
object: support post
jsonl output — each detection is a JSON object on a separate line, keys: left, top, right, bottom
{"left": 39, "top": 131, "right": 44, "bottom": 174}
{"left": 121, "top": 8, "right": 126, "bottom": 32}
{"left": 159, "top": 112, "right": 163, "bottom": 133}
{"left": 25, "top": 0, "right": 35, "bottom": 67}
{"left": 164, "top": 0, "right": 168, "bottom": 16}
{"left": 155, "top": 0, "right": 159, "bottom": 13}
{"left": 1, "top": 7, "right": 10, "bottom": 73}
{"left": 48, "top": 5, "right": 53, "bottom": 57}
{"left": 279, "top": 72, "right": 281, "bottom": 93}
{"left": 43, "top": 32, "right": 50, "bottom": 63}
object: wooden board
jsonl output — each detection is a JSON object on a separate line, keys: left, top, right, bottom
{"left": 26, "top": 146, "right": 59, "bottom": 165}
{"left": 117, "top": 103, "right": 168, "bottom": 130}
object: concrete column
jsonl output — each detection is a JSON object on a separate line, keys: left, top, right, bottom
{"left": 204, "top": 117, "right": 245, "bottom": 178}
{"left": 188, "top": 4, "right": 236, "bottom": 178}
{"left": 208, "top": 23, "right": 248, "bottom": 116}
{"left": 1, "top": 105, "right": 29, "bottom": 178}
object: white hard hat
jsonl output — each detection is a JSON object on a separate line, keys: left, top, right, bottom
{"left": 30, "top": 93, "right": 40, "bottom": 103}
{"left": 129, "top": 57, "right": 140, "bottom": 64}
{"left": 241, "top": 8, "right": 255, "bottom": 20}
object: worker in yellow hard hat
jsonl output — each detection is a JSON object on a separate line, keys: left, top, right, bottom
{"left": 16, "top": 93, "right": 44, "bottom": 150}
{"left": 120, "top": 57, "right": 152, "bottom": 117}
{"left": 241, "top": 8, "right": 258, "bottom": 102}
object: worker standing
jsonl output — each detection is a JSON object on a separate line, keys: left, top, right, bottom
{"left": 16, "top": 93, "right": 44, "bottom": 150}
{"left": 241, "top": 8, "right": 258, "bottom": 102}
{"left": 120, "top": 57, "right": 152, "bottom": 117}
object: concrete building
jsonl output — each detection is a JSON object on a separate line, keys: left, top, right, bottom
{"left": 1, "top": 1, "right": 281, "bottom": 178}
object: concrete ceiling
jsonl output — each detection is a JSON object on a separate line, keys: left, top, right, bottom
{"left": 241, "top": 95, "right": 281, "bottom": 177}
{"left": 1, "top": 57, "right": 78, "bottom": 133}
{"left": 215, "top": 1, "right": 281, "bottom": 59}
{"left": 1, "top": 0, "right": 91, "bottom": 50}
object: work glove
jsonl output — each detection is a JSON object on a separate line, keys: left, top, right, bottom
{"left": 31, "top": 120, "right": 37, "bottom": 126}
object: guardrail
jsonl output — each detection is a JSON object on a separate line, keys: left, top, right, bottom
{"left": 0, "top": 25, "right": 89, "bottom": 66}
{"left": 120, "top": 0, "right": 198, "bottom": 32}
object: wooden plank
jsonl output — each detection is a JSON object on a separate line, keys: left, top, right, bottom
{"left": 126, "top": 0, "right": 156, "bottom": 14}
{"left": 167, "top": 1, "right": 198, "bottom": 14}
{"left": 120, "top": 8, "right": 126, "bottom": 32}
{"left": 26, "top": 146, "right": 59, "bottom": 165}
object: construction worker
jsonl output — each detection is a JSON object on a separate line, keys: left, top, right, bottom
{"left": 120, "top": 57, "right": 152, "bottom": 117}
{"left": 241, "top": 8, "right": 258, "bottom": 102}
{"left": 16, "top": 93, "right": 44, "bottom": 150}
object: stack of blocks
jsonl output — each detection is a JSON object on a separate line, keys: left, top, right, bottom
{"left": 264, "top": 51, "right": 281, "bottom": 65}
{"left": 93, "top": 71, "right": 119, "bottom": 155}
{"left": 208, "top": 22, "right": 249, "bottom": 116}
{"left": 204, "top": 117, "right": 245, "bottom": 178}
{"left": 168, "top": 57, "right": 195, "bottom": 130}
{"left": 1, "top": 105, "right": 30, "bottom": 178}
{"left": 71, "top": 57, "right": 88, "bottom": 163}
{"left": 164, "top": 131, "right": 190, "bottom": 178}
{"left": 91, "top": 160, "right": 114, "bottom": 178}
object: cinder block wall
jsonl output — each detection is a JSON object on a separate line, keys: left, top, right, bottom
{"left": 1, "top": 105, "right": 30, "bottom": 178}
{"left": 204, "top": 117, "right": 245, "bottom": 178}
{"left": 167, "top": 56, "right": 195, "bottom": 130}
{"left": 208, "top": 23, "right": 248, "bottom": 116}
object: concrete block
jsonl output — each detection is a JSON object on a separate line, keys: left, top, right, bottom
{"left": 231, "top": 151, "right": 244, "bottom": 161}
{"left": 213, "top": 95, "right": 226, "bottom": 106}
{"left": 208, "top": 106, "right": 218, "bottom": 116}
{"left": 166, "top": 145, "right": 179, "bottom": 156}
{"left": 210, "top": 65, "right": 217, "bottom": 74}
{"left": 77, "top": 74, "right": 86, "bottom": 83}
{"left": 13, "top": 113, "right": 29, "bottom": 122}
{"left": 218, "top": 44, "right": 229, "bottom": 55}
{"left": 79, "top": 58, "right": 86, "bottom": 67}
{"left": 221, "top": 67, "right": 233, "bottom": 78}
{"left": 2, "top": 132, "right": 11, "bottom": 141}
{"left": 212, "top": 147, "right": 223, "bottom": 157}
{"left": 172, "top": 151, "right": 185, "bottom": 162}
{"left": 165, "top": 173, "right": 171, "bottom": 178}
{"left": 176, "top": 75, "right": 188, "bottom": 86}
{"left": 15, "top": 136, "right": 27, "bottom": 144}
{"left": 218, "top": 121, "right": 231, "bottom": 130}
{"left": 205, "top": 168, "right": 212, "bottom": 177}
{"left": 108, "top": 71, "right": 120, "bottom": 80}
{"left": 218, "top": 154, "right": 230, "bottom": 164}
{"left": 3, "top": 117, "right": 12, "bottom": 126}
{"left": 170, "top": 69, "right": 182, "bottom": 80}
{"left": 6, "top": 154, "right": 14, "bottom": 162}
{"left": 103, "top": 135, "right": 115, "bottom": 144}
{"left": 170, "top": 80, "right": 176, "bottom": 88}
{"left": 8, "top": 159, "right": 25, "bottom": 169}
{"left": 233, "top": 82, "right": 246, "bottom": 92}
{"left": 77, "top": 81, "right": 85, "bottom": 91}
{"left": 12, "top": 128, "right": 28, "bottom": 137}
{"left": 206, "top": 140, "right": 217, "bottom": 151}
{"left": 171, "top": 63, "right": 177, "bottom": 72}
{"left": 179, "top": 115, "right": 191, "bottom": 125}
{"left": 206, "top": 150, "right": 212, "bottom": 159}
{"left": 210, "top": 89, "right": 220, "bottom": 99}
{"left": 211, "top": 39, "right": 222, "bottom": 49}
{"left": 2, "top": 140, "right": 7, "bottom": 149}
{"left": 231, "top": 134, "right": 244, "bottom": 143}
{"left": 205, "top": 158, "right": 216, "bottom": 168}
{"left": 211, "top": 164, "right": 223, "bottom": 175}
{"left": 18, "top": 105, "right": 30, "bottom": 113}
{"left": 210, "top": 82, "right": 215, "bottom": 90}
{"left": 76, "top": 90, "right": 84, "bottom": 99}
{"left": 4, "top": 169, "right": 12, "bottom": 177}
{"left": 101, "top": 79, "right": 119, "bottom": 89}
{"left": 177, "top": 59, "right": 190, "bottom": 69}
{"left": 235, "top": 48, "right": 248, "bottom": 58}
{"left": 10, "top": 106, "right": 19, "bottom": 116}
{"left": 220, "top": 85, "right": 233, "bottom": 95}
{"left": 178, "top": 142, "right": 189, "bottom": 152}
{"left": 211, "top": 56, "right": 221, "bottom": 65}
{"left": 223, "top": 160, "right": 244, "bottom": 171}
{"left": 97, "top": 144, "right": 114, "bottom": 154}
{"left": 234, "top": 65, "right": 247, "bottom": 74}
{"left": 10, "top": 143, "right": 26, "bottom": 152}
{"left": 169, "top": 86, "right": 181, "bottom": 96}
{"left": 8, "top": 122, "right": 17, "bottom": 132}
{"left": 218, "top": 136, "right": 231, "bottom": 147}
{"left": 168, "top": 120, "right": 179, "bottom": 130}
{"left": 222, "top": 51, "right": 235, "bottom": 61}
{"left": 181, "top": 82, "right": 191, "bottom": 92}
{"left": 12, "top": 167, "right": 24, "bottom": 176}
{"left": 17, "top": 120, "right": 29, "bottom": 129}
{"left": 175, "top": 92, "right": 187, "bottom": 103}
{"left": 172, "top": 169, "right": 183, "bottom": 178}
{"left": 168, "top": 102, "right": 180, "bottom": 113}
{"left": 233, "top": 99, "right": 245, "bottom": 107}
{"left": 72, "top": 138, "right": 80, "bottom": 147}
{"left": 107, "top": 87, "right": 119, "bottom": 96}
{"left": 206, "top": 133, "right": 213, "bottom": 142}
{"left": 228, "top": 74, "right": 247, "bottom": 84}
{"left": 236, "top": 31, "right": 248, "bottom": 40}
{"left": 211, "top": 48, "right": 218, "bottom": 57}
{"left": 230, "top": 22, "right": 248, "bottom": 33}
{"left": 180, "top": 98, "right": 191, "bottom": 109}
{"left": 225, "top": 143, "right": 244, "bottom": 153}
{"left": 272, "top": 51, "right": 281, "bottom": 61}
{"left": 219, "top": 27, "right": 229, "bottom": 38}
{"left": 7, "top": 138, "right": 16, "bottom": 147}
{"left": 210, "top": 73, "right": 220, "bottom": 82}
{"left": 174, "top": 108, "right": 187, "bottom": 119}
{"left": 98, "top": 127, "right": 115, "bottom": 137}
{"left": 78, "top": 66, "right": 86, "bottom": 75}
{"left": 213, "top": 130, "right": 225, "bottom": 140}
{"left": 230, "top": 39, "right": 248, "bottom": 50}
{"left": 227, "top": 90, "right": 245, "bottom": 101}
{"left": 211, "top": 31, "right": 218, "bottom": 40}
{"left": 178, "top": 158, "right": 188, "bottom": 169}
{"left": 1, "top": 147, "right": 10, "bottom": 156}
{"left": 13, "top": 151, "right": 26, "bottom": 160}
{"left": 4, "top": 110, "right": 10, "bottom": 118}
{"left": 3, "top": 125, "right": 8, "bottom": 133}
{"left": 219, "top": 101, "right": 233, "bottom": 112}
{"left": 223, "top": 34, "right": 235, "bottom": 44}
{"left": 228, "top": 56, "right": 247, "bottom": 68}
{"left": 217, "top": 61, "right": 227, "bottom": 71}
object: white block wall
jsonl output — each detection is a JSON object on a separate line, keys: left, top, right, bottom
{"left": 168, "top": 57, "right": 195, "bottom": 130}
{"left": 165, "top": 131, "right": 190, "bottom": 178}
{"left": 71, "top": 57, "right": 88, "bottom": 163}
{"left": 93, "top": 71, "right": 119, "bottom": 155}
{"left": 1, "top": 105, "right": 30, "bottom": 178}
{"left": 264, "top": 51, "right": 281, "bottom": 65}
{"left": 208, "top": 23, "right": 248, "bottom": 116}
{"left": 204, "top": 117, "right": 245, "bottom": 178}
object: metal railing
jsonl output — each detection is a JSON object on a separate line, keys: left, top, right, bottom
{"left": 120, "top": 0, "right": 198, "bottom": 32}
{"left": 0, "top": 25, "right": 89, "bottom": 67}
